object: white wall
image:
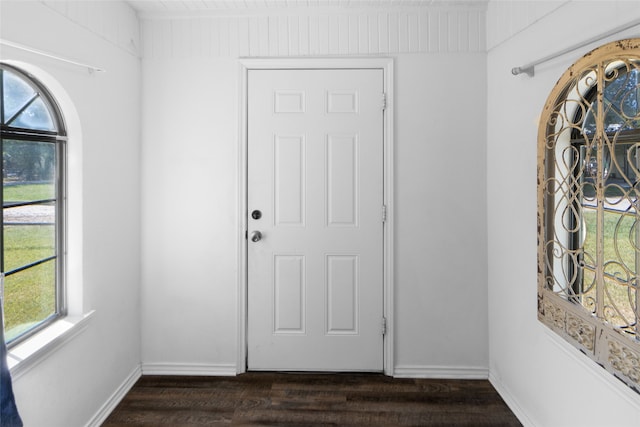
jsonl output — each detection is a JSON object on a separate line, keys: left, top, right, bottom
{"left": 1, "top": 1, "right": 141, "bottom": 426}
{"left": 487, "top": 1, "right": 640, "bottom": 426}
{"left": 7, "top": 0, "right": 640, "bottom": 424}
{"left": 0, "top": 1, "right": 490, "bottom": 424}
{"left": 140, "top": 5, "right": 489, "bottom": 377}
{"left": 393, "top": 53, "right": 487, "bottom": 375}
{"left": 141, "top": 57, "right": 239, "bottom": 372}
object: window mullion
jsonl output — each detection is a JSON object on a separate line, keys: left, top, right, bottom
{"left": 1, "top": 136, "right": 4, "bottom": 276}
{"left": 5, "top": 93, "right": 40, "bottom": 127}
{"left": 4, "top": 199, "right": 57, "bottom": 209}
{"left": 56, "top": 137, "right": 65, "bottom": 317}
{"left": 635, "top": 145, "right": 640, "bottom": 336}
{"left": 5, "top": 255, "right": 56, "bottom": 277}
{"left": 0, "top": 69, "right": 4, "bottom": 125}
{"left": 595, "top": 63, "right": 606, "bottom": 320}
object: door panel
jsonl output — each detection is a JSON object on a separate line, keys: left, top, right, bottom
{"left": 274, "top": 135, "right": 305, "bottom": 226}
{"left": 247, "top": 69, "right": 383, "bottom": 371}
{"left": 326, "top": 254, "right": 359, "bottom": 334}
{"left": 274, "top": 255, "right": 305, "bottom": 333}
{"left": 327, "top": 134, "right": 358, "bottom": 226}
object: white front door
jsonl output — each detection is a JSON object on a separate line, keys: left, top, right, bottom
{"left": 247, "top": 68, "right": 384, "bottom": 371}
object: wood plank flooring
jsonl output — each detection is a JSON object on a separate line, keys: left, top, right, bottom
{"left": 102, "top": 373, "right": 522, "bottom": 426}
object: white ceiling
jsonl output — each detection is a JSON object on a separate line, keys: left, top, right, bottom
{"left": 127, "top": 0, "right": 487, "bottom": 14}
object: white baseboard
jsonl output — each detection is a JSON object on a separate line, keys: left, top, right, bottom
{"left": 488, "top": 372, "right": 535, "bottom": 427}
{"left": 393, "top": 365, "right": 489, "bottom": 379}
{"left": 141, "top": 362, "right": 238, "bottom": 376}
{"left": 85, "top": 364, "right": 142, "bottom": 427}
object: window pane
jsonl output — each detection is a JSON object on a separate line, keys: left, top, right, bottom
{"left": 9, "top": 97, "right": 56, "bottom": 132}
{"left": 3, "top": 139, "right": 57, "bottom": 189}
{"left": 583, "top": 68, "right": 640, "bottom": 134}
{"left": 4, "top": 183, "right": 56, "bottom": 204}
{"left": 2, "top": 70, "right": 36, "bottom": 123}
{"left": 3, "top": 260, "right": 56, "bottom": 343}
{"left": 580, "top": 142, "right": 639, "bottom": 200}
{"left": 3, "top": 222, "right": 55, "bottom": 273}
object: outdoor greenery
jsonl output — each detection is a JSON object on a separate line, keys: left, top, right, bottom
{"left": 2, "top": 183, "right": 56, "bottom": 343}
{"left": 4, "top": 182, "right": 55, "bottom": 202}
{"left": 2, "top": 68, "right": 62, "bottom": 344}
{"left": 3, "top": 139, "right": 56, "bottom": 182}
{"left": 581, "top": 209, "right": 638, "bottom": 328}
{"left": 4, "top": 256, "right": 55, "bottom": 342}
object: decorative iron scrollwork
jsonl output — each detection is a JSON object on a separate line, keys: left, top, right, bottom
{"left": 539, "top": 38, "right": 640, "bottom": 392}
{"left": 608, "top": 339, "right": 640, "bottom": 384}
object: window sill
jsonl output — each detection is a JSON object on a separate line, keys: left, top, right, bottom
{"left": 7, "top": 310, "right": 95, "bottom": 380}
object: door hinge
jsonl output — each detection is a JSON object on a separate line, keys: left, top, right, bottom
{"left": 382, "top": 316, "right": 387, "bottom": 336}
{"left": 382, "top": 204, "right": 387, "bottom": 223}
{"left": 381, "top": 93, "right": 387, "bottom": 111}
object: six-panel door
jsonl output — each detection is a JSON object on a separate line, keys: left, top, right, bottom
{"left": 247, "top": 69, "right": 384, "bottom": 371}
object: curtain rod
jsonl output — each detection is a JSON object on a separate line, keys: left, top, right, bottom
{"left": 511, "top": 17, "right": 640, "bottom": 77}
{"left": 0, "top": 39, "right": 105, "bottom": 73}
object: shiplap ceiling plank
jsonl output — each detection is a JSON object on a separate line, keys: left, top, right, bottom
{"left": 135, "top": 0, "right": 487, "bottom": 58}
{"left": 128, "top": 0, "right": 488, "bottom": 15}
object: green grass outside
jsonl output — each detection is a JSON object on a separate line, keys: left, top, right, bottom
{"left": 582, "top": 209, "right": 638, "bottom": 327}
{"left": 2, "top": 183, "right": 56, "bottom": 342}
{"left": 4, "top": 182, "right": 55, "bottom": 202}
{"left": 4, "top": 257, "right": 55, "bottom": 341}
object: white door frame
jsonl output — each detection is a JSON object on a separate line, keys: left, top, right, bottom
{"left": 237, "top": 57, "right": 394, "bottom": 375}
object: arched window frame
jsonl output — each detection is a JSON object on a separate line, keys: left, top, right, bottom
{"left": 0, "top": 63, "right": 66, "bottom": 347}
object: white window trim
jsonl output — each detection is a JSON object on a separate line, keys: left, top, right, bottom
{"left": 8, "top": 311, "right": 94, "bottom": 379}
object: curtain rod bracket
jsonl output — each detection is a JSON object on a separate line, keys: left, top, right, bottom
{"left": 512, "top": 66, "right": 535, "bottom": 77}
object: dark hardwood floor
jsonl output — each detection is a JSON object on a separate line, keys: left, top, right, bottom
{"left": 102, "top": 372, "right": 522, "bottom": 426}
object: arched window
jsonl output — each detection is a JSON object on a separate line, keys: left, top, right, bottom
{"left": 0, "top": 63, "right": 66, "bottom": 346}
{"left": 539, "top": 39, "right": 640, "bottom": 392}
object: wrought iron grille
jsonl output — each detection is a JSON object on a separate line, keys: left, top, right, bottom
{"left": 538, "top": 38, "right": 640, "bottom": 392}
